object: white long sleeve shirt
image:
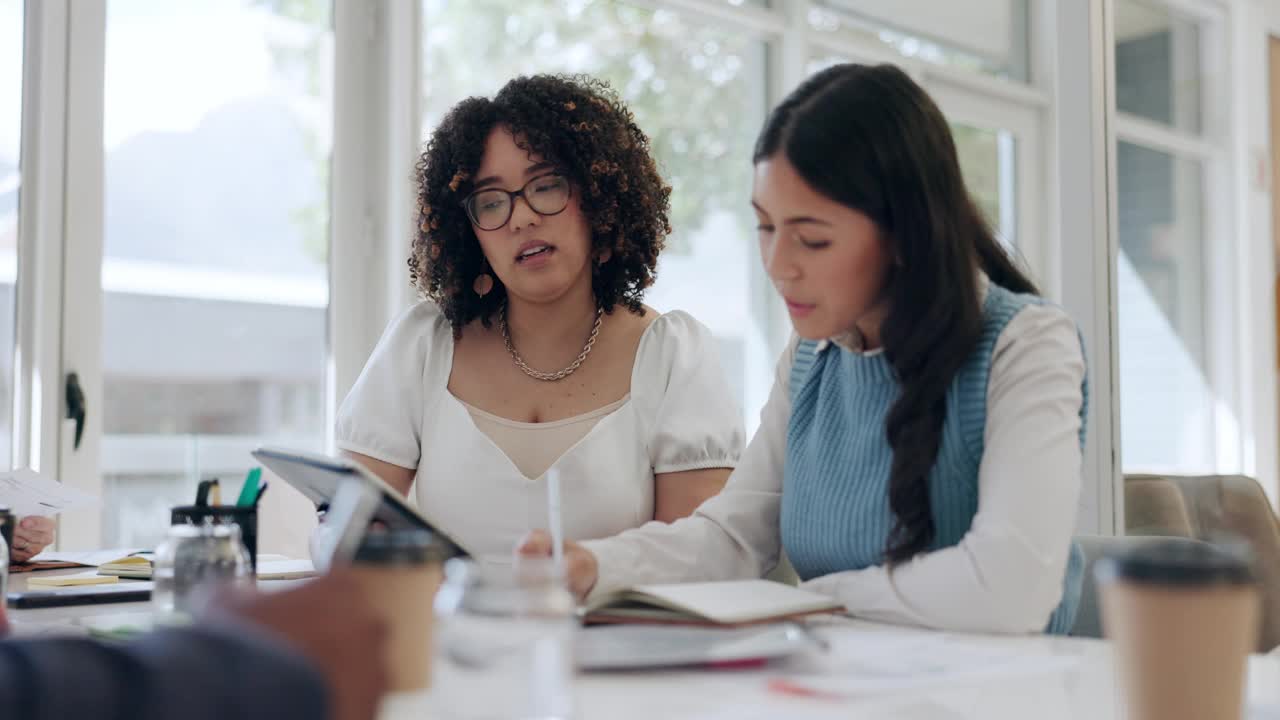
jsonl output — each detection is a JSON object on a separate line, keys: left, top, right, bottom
{"left": 581, "top": 299, "right": 1086, "bottom": 635}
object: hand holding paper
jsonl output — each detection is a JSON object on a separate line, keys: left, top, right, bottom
{"left": 10, "top": 516, "right": 56, "bottom": 562}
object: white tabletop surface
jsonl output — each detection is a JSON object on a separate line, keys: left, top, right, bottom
{"left": 10, "top": 568, "right": 1280, "bottom": 720}
{"left": 383, "top": 616, "right": 1280, "bottom": 720}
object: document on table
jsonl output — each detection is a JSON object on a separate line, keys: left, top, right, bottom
{"left": 0, "top": 468, "right": 98, "bottom": 517}
{"left": 772, "top": 630, "right": 1077, "bottom": 696}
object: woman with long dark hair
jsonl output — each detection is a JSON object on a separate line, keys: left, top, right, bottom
{"left": 523, "top": 63, "right": 1088, "bottom": 634}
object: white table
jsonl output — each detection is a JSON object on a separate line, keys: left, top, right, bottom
{"left": 10, "top": 569, "right": 1280, "bottom": 719}
{"left": 382, "top": 617, "right": 1280, "bottom": 720}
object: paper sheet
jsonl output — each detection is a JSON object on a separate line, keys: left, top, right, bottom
{"left": 0, "top": 468, "right": 98, "bottom": 517}
{"left": 257, "top": 559, "right": 317, "bottom": 580}
{"left": 772, "top": 631, "right": 1077, "bottom": 696}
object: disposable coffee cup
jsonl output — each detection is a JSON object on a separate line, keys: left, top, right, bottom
{"left": 350, "top": 529, "right": 450, "bottom": 692}
{"left": 1096, "top": 539, "right": 1259, "bottom": 720}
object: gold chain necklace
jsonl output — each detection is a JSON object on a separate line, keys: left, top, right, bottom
{"left": 500, "top": 304, "right": 603, "bottom": 382}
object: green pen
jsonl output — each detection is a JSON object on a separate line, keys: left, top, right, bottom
{"left": 237, "top": 467, "right": 262, "bottom": 507}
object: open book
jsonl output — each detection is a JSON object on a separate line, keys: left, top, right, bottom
{"left": 581, "top": 580, "right": 844, "bottom": 627}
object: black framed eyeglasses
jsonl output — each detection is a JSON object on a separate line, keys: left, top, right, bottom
{"left": 462, "top": 173, "right": 572, "bottom": 231}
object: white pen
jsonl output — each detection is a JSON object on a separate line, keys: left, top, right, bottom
{"left": 546, "top": 467, "right": 564, "bottom": 577}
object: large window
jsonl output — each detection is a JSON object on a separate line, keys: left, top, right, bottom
{"left": 93, "top": 0, "right": 333, "bottom": 548}
{"left": 1113, "top": 0, "right": 1229, "bottom": 474}
{"left": 0, "top": 0, "right": 21, "bottom": 472}
{"left": 421, "top": 0, "right": 772, "bottom": 426}
{"left": 414, "top": 1, "right": 1050, "bottom": 434}
{"left": 28, "top": 0, "right": 1269, "bottom": 550}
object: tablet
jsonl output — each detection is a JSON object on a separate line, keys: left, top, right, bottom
{"left": 7, "top": 582, "right": 154, "bottom": 609}
{"left": 250, "top": 446, "right": 470, "bottom": 560}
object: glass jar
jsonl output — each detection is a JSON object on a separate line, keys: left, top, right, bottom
{"left": 432, "top": 557, "right": 577, "bottom": 719}
{"left": 152, "top": 523, "right": 252, "bottom": 624}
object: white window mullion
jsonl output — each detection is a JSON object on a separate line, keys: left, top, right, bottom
{"left": 636, "top": 0, "right": 784, "bottom": 37}
{"left": 1204, "top": 0, "right": 1251, "bottom": 481}
{"left": 1115, "top": 112, "right": 1217, "bottom": 159}
{"left": 1230, "top": 0, "right": 1277, "bottom": 500}
{"left": 803, "top": 27, "right": 912, "bottom": 68}
{"left": 922, "top": 63, "right": 1050, "bottom": 109}
{"left": 57, "top": 0, "right": 106, "bottom": 549}
{"left": 1052, "top": 0, "right": 1121, "bottom": 536}
{"left": 331, "top": 0, "right": 429, "bottom": 441}
{"left": 329, "top": 0, "right": 380, "bottom": 446}
{"left": 15, "top": 0, "right": 69, "bottom": 480}
{"left": 1032, "top": 0, "right": 1060, "bottom": 303}
{"left": 1206, "top": 147, "right": 1239, "bottom": 473}
{"left": 1155, "top": 0, "right": 1226, "bottom": 25}
{"left": 376, "top": 0, "right": 422, "bottom": 327}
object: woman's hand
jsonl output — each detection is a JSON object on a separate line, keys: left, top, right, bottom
{"left": 517, "top": 530, "right": 599, "bottom": 600}
{"left": 10, "top": 516, "right": 55, "bottom": 563}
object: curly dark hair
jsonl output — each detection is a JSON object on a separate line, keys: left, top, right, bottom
{"left": 410, "top": 74, "right": 672, "bottom": 333}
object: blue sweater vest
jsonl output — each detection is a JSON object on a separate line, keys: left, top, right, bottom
{"left": 781, "top": 284, "right": 1087, "bottom": 634}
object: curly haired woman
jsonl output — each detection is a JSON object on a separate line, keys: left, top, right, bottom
{"left": 331, "top": 75, "right": 743, "bottom": 561}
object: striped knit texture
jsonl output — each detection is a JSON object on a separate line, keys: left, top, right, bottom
{"left": 781, "top": 284, "right": 1088, "bottom": 635}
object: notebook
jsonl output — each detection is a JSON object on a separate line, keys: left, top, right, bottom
{"left": 97, "top": 554, "right": 153, "bottom": 579}
{"left": 581, "top": 580, "right": 844, "bottom": 627}
{"left": 27, "top": 572, "right": 120, "bottom": 588}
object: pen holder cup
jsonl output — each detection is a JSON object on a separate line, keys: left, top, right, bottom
{"left": 170, "top": 505, "right": 258, "bottom": 573}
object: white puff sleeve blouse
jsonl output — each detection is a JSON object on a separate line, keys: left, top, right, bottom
{"left": 335, "top": 302, "right": 745, "bottom": 562}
